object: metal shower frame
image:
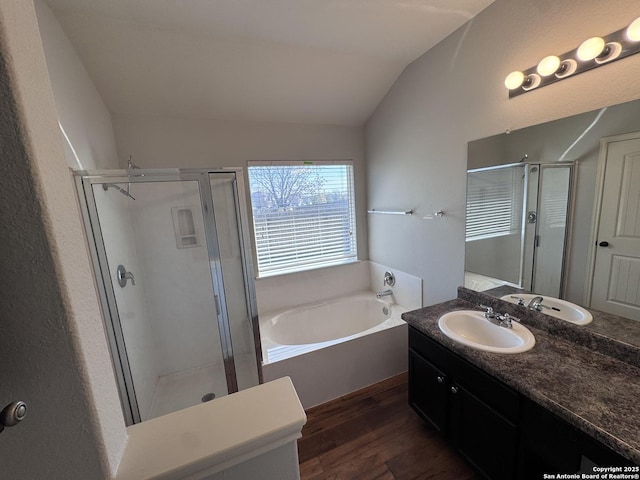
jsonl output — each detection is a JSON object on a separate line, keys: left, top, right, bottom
{"left": 74, "top": 167, "right": 262, "bottom": 425}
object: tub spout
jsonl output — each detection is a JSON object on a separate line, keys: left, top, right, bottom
{"left": 376, "top": 289, "right": 393, "bottom": 299}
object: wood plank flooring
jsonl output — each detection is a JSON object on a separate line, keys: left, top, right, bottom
{"left": 297, "top": 373, "right": 479, "bottom": 480}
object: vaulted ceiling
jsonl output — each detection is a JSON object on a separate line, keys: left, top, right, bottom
{"left": 45, "top": 0, "right": 494, "bottom": 126}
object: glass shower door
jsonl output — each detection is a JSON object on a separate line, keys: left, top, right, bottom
{"left": 531, "top": 164, "right": 572, "bottom": 297}
{"left": 79, "top": 170, "right": 260, "bottom": 424}
{"left": 208, "top": 173, "right": 261, "bottom": 391}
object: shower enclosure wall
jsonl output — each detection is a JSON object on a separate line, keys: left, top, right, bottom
{"left": 75, "top": 168, "right": 261, "bottom": 425}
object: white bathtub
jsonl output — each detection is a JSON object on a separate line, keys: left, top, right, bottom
{"left": 260, "top": 292, "right": 408, "bottom": 408}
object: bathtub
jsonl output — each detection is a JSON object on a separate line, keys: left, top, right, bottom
{"left": 260, "top": 292, "right": 408, "bottom": 408}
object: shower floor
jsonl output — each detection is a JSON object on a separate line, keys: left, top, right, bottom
{"left": 147, "top": 354, "right": 259, "bottom": 420}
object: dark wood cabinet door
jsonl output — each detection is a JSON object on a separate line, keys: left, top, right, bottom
{"left": 408, "top": 350, "right": 449, "bottom": 434}
{"left": 518, "top": 398, "right": 633, "bottom": 478}
{"left": 450, "top": 384, "right": 518, "bottom": 480}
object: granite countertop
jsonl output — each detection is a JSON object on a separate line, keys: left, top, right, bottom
{"left": 402, "top": 297, "right": 640, "bottom": 465}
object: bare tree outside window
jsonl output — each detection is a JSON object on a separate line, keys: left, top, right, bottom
{"left": 248, "top": 166, "right": 325, "bottom": 209}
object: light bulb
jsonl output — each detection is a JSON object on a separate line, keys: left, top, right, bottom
{"left": 504, "top": 71, "right": 525, "bottom": 90}
{"left": 537, "top": 55, "right": 561, "bottom": 76}
{"left": 627, "top": 17, "right": 640, "bottom": 41}
{"left": 577, "top": 37, "right": 605, "bottom": 61}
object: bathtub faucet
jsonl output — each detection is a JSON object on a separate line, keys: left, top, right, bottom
{"left": 376, "top": 289, "right": 393, "bottom": 299}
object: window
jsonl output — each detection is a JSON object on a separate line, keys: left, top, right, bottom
{"left": 247, "top": 161, "right": 357, "bottom": 276}
{"left": 466, "top": 164, "right": 526, "bottom": 241}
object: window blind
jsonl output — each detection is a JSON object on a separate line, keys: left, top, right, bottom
{"left": 466, "top": 165, "right": 526, "bottom": 241}
{"left": 248, "top": 161, "right": 357, "bottom": 276}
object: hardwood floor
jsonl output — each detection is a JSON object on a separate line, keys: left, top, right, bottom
{"left": 297, "top": 373, "right": 479, "bottom": 480}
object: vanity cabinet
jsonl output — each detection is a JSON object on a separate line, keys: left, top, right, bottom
{"left": 408, "top": 326, "right": 635, "bottom": 480}
{"left": 518, "top": 397, "right": 634, "bottom": 478}
{"left": 409, "top": 326, "right": 519, "bottom": 480}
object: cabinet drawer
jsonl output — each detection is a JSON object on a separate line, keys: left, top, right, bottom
{"left": 409, "top": 325, "right": 454, "bottom": 366}
{"left": 409, "top": 326, "right": 520, "bottom": 423}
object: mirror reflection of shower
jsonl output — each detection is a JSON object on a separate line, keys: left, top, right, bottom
{"left": 465, "top": 162, "right": 573, "bottom": 297}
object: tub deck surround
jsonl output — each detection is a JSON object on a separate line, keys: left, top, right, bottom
{"left": 260, "top": 291, "right": 408, "bottom": 408}
{"left": 462, "top": 286, "right": 640, "bottom": 368}
{"left": 115, "top": 377, "right": 306, "bottom": 480}
{"left": 402, "top": 298, "right": 640, "bottom": 465}
{"left": 260, "top": 291, "right": 406, "bottom": 364}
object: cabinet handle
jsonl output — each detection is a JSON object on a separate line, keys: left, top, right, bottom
{"left": 450, "top": 386, "right": 459, "bottom": 394}
{"left": 436, "top": 376, "right": 445, "bottom": 384}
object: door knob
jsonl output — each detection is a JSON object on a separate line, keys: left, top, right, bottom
{"left": 598, "top": 241, "right": 609, "bottom": 247}
{"left": 0, "top": 401, "right": 27, "bottom": 433}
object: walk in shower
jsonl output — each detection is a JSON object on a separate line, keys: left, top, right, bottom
{"left": 75, "top": 168, "right": 261, "bottom": 425}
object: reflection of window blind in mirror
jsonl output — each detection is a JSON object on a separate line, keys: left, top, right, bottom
{"left": 539, "top": 167, "right": 570, "bottom": 229}
{"left": 466, "top": 165, "right": 526, "bottom": 241}
{"left": 541, "top": 191, "right": 568, "bottom": 228}
{"left": 171, "top": 207, "right": 199, "bottom": 248}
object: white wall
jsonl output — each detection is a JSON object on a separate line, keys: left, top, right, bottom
{"left": 37, "top": 0, "right": 148, "bottom": 421}
{"left": 0, "top": 1, "right": 126, "bottom": 477}
{"left": 365, "top": 0, "right": 640, "bottom": 306}
{"left": 255, "top": 262, "right": 370, "bottom": 314}
{"left": 34, "top": 0, "right": 118, "bottom": 170}
{"left": 112, "top": 114, "right": 369, "bottom": 261}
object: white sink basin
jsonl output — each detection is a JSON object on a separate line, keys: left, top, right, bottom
{"left": 438, "top": 310, "right": 535, "bottom": 354}
{"left": 500, "top": 294, "right": 593, "bottom": 325}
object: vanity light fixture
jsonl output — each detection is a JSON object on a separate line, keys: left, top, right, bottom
{"left": 505, "top": 15, "right": 640, "bottom": 98}
{"left": 537, "top": 55, "right": 561, "bottom": 76}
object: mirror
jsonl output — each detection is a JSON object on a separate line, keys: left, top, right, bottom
{"left": 465, "top": 98, "right": 640, "bottom": 343}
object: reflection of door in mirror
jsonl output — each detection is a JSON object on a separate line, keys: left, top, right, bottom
{"left": 590, "top": 134, "right": 640, "bottom": 321}
{"left": 465, "top": 163, "right": 572, "bottom": 297}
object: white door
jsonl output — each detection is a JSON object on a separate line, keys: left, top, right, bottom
{"left": 590, "top": 136, "right": 640, "bottom": 321}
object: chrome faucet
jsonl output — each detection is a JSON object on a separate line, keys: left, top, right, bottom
{"left": 481, "top": 305, "right": 520, "bottom": 329}
{"left": 376, "top": 289, "right": 393, "bottom": 299}
{"left": 527, "top": 296, "right": 544, "bottom": 311}
{"left": 482, "top": 305, "right": 496, "bottom": 320}
{"left": 509, "top": 296, "right": 526, "bottom": 306}
{"left": 116, "top": 265, "right": 136, "bottom": 287}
